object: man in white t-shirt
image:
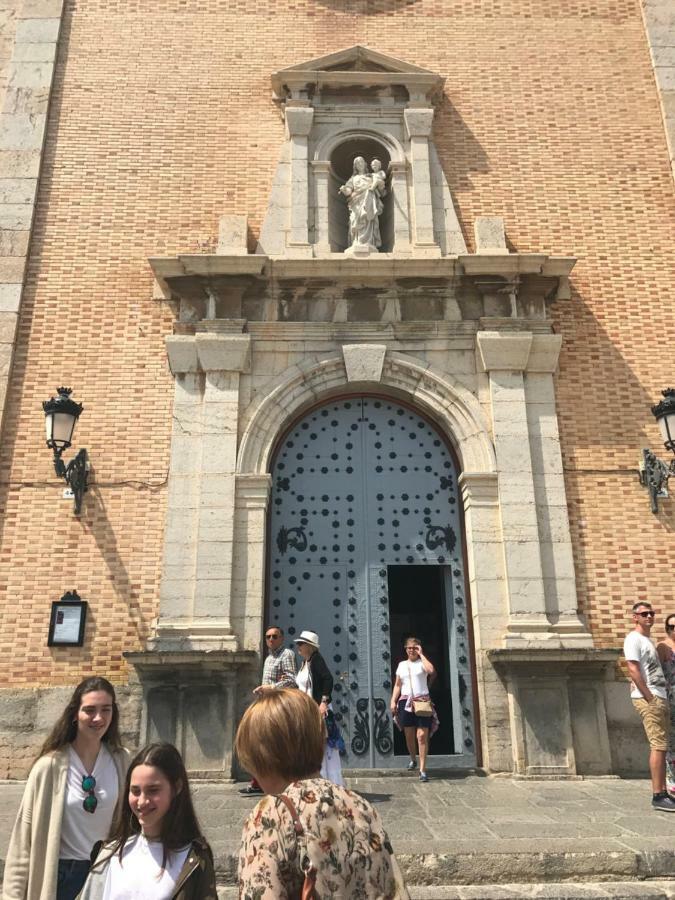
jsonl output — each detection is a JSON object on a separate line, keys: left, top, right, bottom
{"left": 623, "top": 601, "right": 675, "bottom": 812}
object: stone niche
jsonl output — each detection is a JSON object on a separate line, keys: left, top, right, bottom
{"left": 257, "top": 45, "right": 467, "bottom": 259}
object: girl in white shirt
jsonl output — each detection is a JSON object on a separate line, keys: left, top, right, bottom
{"left": 3, "top": 676, "right": 130, "bottom": 900}
{"left": 389, "top": 636, "right": 437, "bottom": 782}
{"left": 78, "top": 743, "right": 216, "bottom": 900}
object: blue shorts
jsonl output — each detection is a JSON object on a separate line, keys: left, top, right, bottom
{"left": 397, "top": 698, "right": 432, "bottom": 729}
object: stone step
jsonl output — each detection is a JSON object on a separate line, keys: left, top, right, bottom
{"left": 208, "top": 845, "right": 675, "bottom": 886}
{"left": 217, "top": 883, "right": 675, "bottom": 899}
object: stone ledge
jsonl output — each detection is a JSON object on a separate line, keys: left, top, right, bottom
{"left": 487, "top": 647, "right": 621, "bottom": 672}
{"left": 124, "top": 649, "right": 257, "bottom": 675}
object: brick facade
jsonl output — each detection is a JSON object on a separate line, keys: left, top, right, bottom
{"left": 0, "top": 0, "right": 673, "bottom": 770}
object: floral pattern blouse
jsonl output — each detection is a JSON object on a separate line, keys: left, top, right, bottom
{"left": 238, "top": 777, "right": 410, "bottom": 899}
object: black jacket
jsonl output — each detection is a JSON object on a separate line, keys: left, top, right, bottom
{"left": 306, "top": 650, "right": 333, "bottom": 704}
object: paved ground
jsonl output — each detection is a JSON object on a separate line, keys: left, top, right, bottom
{"left": 2, "top": 774, "right": 675, "bottom": 894}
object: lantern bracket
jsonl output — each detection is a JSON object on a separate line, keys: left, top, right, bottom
{"left": 639, "top": 448, "right": 675, "bottom": 514}
{"left": 53, "top": 446, "right": 89, "bottom": 515}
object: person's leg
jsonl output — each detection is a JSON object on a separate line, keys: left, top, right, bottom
{"left": 56, "top": 860, "right": 90, "bottom": 900}
{"left": 404, "top": 726, "right": 417, "bottom": 762}
{"left": 650, "top": 748, "right": 667, "bottom": 794}
{"left": 417, "top": 727, "right": 428, "bottom": 773}
{"left": 635, "top": 698, "right": 675, "bottom": 809}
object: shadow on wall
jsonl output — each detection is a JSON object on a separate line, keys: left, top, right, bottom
{"left": 77, "top": 474, "right": 153, "bottom": 647}
{"left": 431, "top": 95, "right": 491, "bottom": 252}
{"left": 312, "top": 0, "right": 420, "bottom": 11}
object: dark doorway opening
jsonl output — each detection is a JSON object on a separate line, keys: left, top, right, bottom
{"left": 387, "top": 565, "right": 454, "bottom": 757}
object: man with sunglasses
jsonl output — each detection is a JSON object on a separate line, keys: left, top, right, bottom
{"left": 239, "top": 625, "right": 296, "bottom": 795}
{"left": 624, "top": 602, "right": 675, "bottom": 811}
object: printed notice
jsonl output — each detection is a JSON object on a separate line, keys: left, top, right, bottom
{"left": 53, "top": 605, "right": 82, "bottom": 643}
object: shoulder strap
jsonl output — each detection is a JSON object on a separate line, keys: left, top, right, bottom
{"left": 90, "top": 840, "right": 103, "bottom": 865}
{"left": 278, "top": 793, "right": 305, "bottom": 835}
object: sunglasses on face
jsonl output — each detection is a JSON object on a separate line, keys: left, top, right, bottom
{"left": 265, "top": 633, "right": 281, "bottom": 640}
{"left": 636, "top": 611, "right": 655, "bottom": 618}
{"left": 667, "top": 624, "right": 675, "bottom": 631}
{"left": 82, "top": 774, "right": 97, "bottom": 813}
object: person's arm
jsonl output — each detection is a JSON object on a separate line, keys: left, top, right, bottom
{"left": 657, "top": 642, "right": 670, "bottom": 665}
{"left": 626, "top": 659, "right": 654, "bottom": 702}
{"left": 417, "top": 645, "right": 435, "bottom": 680}
{"left": 312, "top": 653, "right": 333, "bottom": 717}
{"left": 274, "top": 649, "right": 297, "bottom": 689}
{"left": 2, "top": 762, "right": 39, "bottom": 899}
{"left": 390, "top": 674, "right": 402, "bottom": 714}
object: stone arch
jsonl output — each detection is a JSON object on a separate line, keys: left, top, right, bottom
{"left": 313, "top": 128, "right": 406, "bottom": 166}
{"left": 236, "top": 350, "right": 496, "bottom": 476}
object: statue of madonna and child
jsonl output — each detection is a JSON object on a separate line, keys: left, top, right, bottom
{"left": 338, "top": 156, "right": 387, "bottom": 255}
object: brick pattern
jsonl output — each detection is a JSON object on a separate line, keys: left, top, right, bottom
{"left": 0, "top": 0, "right": 673, "bottom": 684}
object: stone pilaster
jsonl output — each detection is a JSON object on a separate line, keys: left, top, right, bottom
{"left": 477, "top": 331, "right": 592, "bottom": 647}
{"left": 0, "top": 0, "right": 65, "bottom": 431}
{"left": 403, "top": 107, "right": 440, "bottom": 256}
{"left": 310, "top": 160, "right": 331, "bottom": 255}
{"left": 285, "top": 103, "right": 314, "bottom": 256}
{"left": 152, "top": 331, "right": 251, "bottom": 651}
{"left": 231, "top": 474, "right": 272, "bottom": 649}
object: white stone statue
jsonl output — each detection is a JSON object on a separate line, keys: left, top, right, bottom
{"left": 338, "top": 156, "right": 386, "bottom": 254}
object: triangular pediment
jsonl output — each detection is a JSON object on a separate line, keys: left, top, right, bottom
{"left": 276, "top": 45, "right": 434, "bottom": 76}
{"left": 271, "top": 45, "right": 443, "bottom": 101}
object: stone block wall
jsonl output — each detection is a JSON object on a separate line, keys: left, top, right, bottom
{"left": 0, "top": 683, "right": 142, "bottom": 778}
{"left": 0, "top": 0, "right": 672, "bottom": 775}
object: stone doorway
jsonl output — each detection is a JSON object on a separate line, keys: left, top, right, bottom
{"left": 267, "top": 394, "right": 477, "bottom": 768}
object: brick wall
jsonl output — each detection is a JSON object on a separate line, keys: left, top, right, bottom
{"left": 0, "top": 0, "right": 673, "bottom": 687}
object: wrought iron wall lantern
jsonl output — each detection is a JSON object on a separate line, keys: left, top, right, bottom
{"left": 639, "top": 388, "right": 675, "bottom": 513}
{"left": 42, "top": 387, "right": 88, "bottom": 515}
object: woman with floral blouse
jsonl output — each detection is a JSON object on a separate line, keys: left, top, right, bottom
{"left": 236, "top": 689, "right": 409, "bottom": 899}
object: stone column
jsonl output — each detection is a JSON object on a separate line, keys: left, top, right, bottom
{"left": 389, "top": 160, "right": 411, "bottom": 256}
{"left": 403, "top": 107, "right": 440, "bottom": 257}
{"left": 285, "top": 103, "right": 314, "bottom": 257}
{"left": 153, "top": 331, "right": 251, "bottom": 651}
{"left": 310, "top": 160, "right": 331, "bottom": 255}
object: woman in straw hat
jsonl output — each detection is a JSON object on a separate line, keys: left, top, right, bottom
{"left": 294, "top": 629, "right": 344, "bottom": 786}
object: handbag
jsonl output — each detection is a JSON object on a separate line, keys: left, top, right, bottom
{"left": 407, "top": 661, "right": 433, "bottom": 717}
{"left": 278, "top": 794, "right": 318, "bottom": 900}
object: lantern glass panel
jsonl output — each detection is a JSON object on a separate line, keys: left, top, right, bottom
{"left": 51, "top": 411, "right": 76, "bottom": 447}
{"left": 658, "top": 412, "right": 675, "bottom": 450}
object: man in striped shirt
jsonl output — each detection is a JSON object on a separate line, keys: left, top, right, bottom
{"left": 239, "top": 625, "right": 297, "bottom": 795}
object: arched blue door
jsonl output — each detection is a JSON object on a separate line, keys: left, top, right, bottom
{"left": 267, "top": 396, "right": 477, "bottom": 769}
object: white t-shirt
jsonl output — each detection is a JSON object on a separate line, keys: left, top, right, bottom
{"left": 623, "top": 630, "right": 667, "bottom": 700}
{"left": 396, "top": 658, "right": 429, "bottom": 698}
{"left": 60, "top": 745, "right": 119, "bottom": 860}
{"left": 102, "top": 834, "right": 190, "bottom": 899}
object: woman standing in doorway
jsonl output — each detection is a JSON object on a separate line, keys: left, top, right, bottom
{"left": 3, "top": 676, "right": 130, "bottom": 900}
{"left": 657, "top": 613, "right": 675, "bottom": 796}
{"left": 390, "top": 636, "right": 437, "bottom": 782}
{"left": 294, "top": 629, "right": 344, "bottom": 786}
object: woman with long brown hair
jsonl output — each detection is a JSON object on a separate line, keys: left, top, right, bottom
{"left": 77, "top": 743, "right": 216, "bottom": 899}
{"left": 3, "top": 676, "right": 130, "bottom": 900}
